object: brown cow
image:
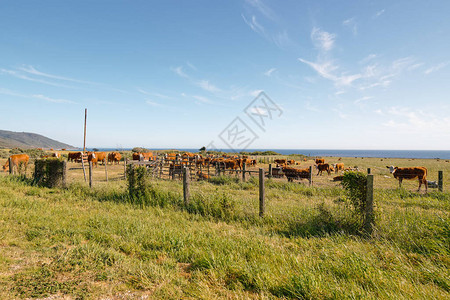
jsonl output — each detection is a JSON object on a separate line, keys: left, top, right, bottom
{"left": 316, "top": 163, "right": 331, "bottom": 175}
{"left": 108, "top": 152, "right": 122, "bottom": 164}
{"left": 223, "top": 159, "right": 239, "bottom": 173}
{"left": 41, "top": 152, "right": 60, "bottom": 159}
{"left": 88, "top": 152, "right": 98, "bottom": 167}
{"left": 287, "top": 159, "right": 296, "bottom": 165}
{"left": 282, "top": 166, "right": 311, "bottom": 183}
{"left": 196, "top": 171, "right": 210, "bottom": 180}
{"left": 334, "top": 163, "right": 344, "bottom": 173}
{"left": 68, "top": 152, "right": 82, "bottom": 162}
{"left": 386, "top": 166, "right": 428, "bottom": 191}
{"left": 94, "top": 152, "right": 107, "bottom": 165}
{"left": 3, "top": 154, "right": 30, "bottom": 173}
{"left": 275, "top": 159, "right": 287, "bottom": 165}
{"left": 132, "top": 152, "right": 153, "bottom": 161}
{"left": 315, "top": 158, "right": 325, "bottom": 164}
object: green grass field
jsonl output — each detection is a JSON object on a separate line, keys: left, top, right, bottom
{"left": 0, "top": 155, "right": 449, "bottom": 299}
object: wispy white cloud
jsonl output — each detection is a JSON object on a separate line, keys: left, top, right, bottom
{"left": 145, "top": 100, "right": 162, "bottom": 107}
{"left": 242, "top": 1, "right": 293, "bottom": 50}
{"left": 186, "top": 61, "right": 197, "bottom": 71}
{"left": 1, "top": 68, "right": 73, "bottom": 88}
{"left": 249, "top": 107, "right": 267, "bottom": 116}
{"left": 359, "top": 54, "right": 377, "bottom": 64}
{"left": 273, "top": 30, "right": 292, "bottom": 48}
{"left": 242, "top": 14, "right": 266, "bottom": 36}
{"left": 311, "top": 27, "right": 336, "bottom": 52}
{"left": 374, "top": 9, "right": 385, "bottom": 18}
{"left": 263, "top": 68, "right": 276, "bottom": 77}
{"left": 383, "top": 106, "right": 450, "bottom": 135}
{"left": 137, "top": 89, "right": 173, "bottom": 100}
{"left": 305, "top": 101, "right": 320, "bottom": 112}
{"left": 298, "top": 58, "right": 361, "bottom": 87}
{"left": 172, "top": 66, "right": 189, "bottom": 78}
{"left": 172, "top": 65, "right": 222, "bottom": 93}
{"left": 32, "top": 94, "right": 75, "bottom": 104}
{"left": 354, "top": 96, "right": 373, "bottom": 104}
{"left": 250, "top": 89, "right": 264, "bottom": 97}
{"left": 424, "top": 61, "right": 449, "bottom": 75}
{"left": 197, "top": 80, "right": 221, "bottom": 93}
{"left": 0, "top": 87, "right": 75, "bottom": 104}
{"left": 193, "top": 95, "right": 213, "bottom": 104}
{"left": 332, "top": 105, "right": 348, "bottom": 119}
{"left": 18, "top": 65, "right": 95, "bottom": 84}
{"left": 244, "top": 0, "right": 276, "bottom": 20}
{"left": 342, "top": 18, "right": 357, "bottom": 36}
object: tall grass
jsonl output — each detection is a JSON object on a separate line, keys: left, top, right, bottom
{"left": 0, "top": 174, "right": 448, "bottom": 299}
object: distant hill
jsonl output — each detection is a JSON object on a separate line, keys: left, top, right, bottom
{"left": 0, "top": 130, "right": 75, "bottom": 149}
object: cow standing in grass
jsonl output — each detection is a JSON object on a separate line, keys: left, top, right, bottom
{"left": 3, "top": 154, "right": 30, "bottom": 174}
{"left": 386, "top": 166, "right": 428, "bottom": 192}
{"left": 316, "top": 163, "right": 331, "bottom": 175}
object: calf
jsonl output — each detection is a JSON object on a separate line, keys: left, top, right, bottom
{"left": 316, "top": 163, "right": 331, "bottom": 175}
{"left": 275, "top": 159, "right": 287, "bottom": 165}
{"left": 282, "top": 166, "right": 311, "bottom": 183}
{"left": 333, "top": 163, "right": 344, "bottom": 173}
{"left": 386, "top": 166, "right": 428, "bottom": 192}
{"left": 108, "top": 152, "right": 122, "bottom": 164}
{"left": 196, "top": 171, "right": 210, "bottom": 180}
{"left": 315, "top": 158, "right": 325, "bottom": 164}
{"left": 88, "top": 152, "right": 98, "bottom": 167}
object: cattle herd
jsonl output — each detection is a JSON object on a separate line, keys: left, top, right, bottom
{"left": 0, "top": 150, "right": 433, "bottom": 191}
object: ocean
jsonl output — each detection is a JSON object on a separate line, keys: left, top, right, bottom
{"left": 85, "top": 148, "right": 450, "bottom": 160}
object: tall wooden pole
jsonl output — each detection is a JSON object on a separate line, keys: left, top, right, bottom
{"left": 259, "top": 168, "right": 265, "bottom": 217}
{"left": 83, "top": 108, "right": 87, "bottom": 153}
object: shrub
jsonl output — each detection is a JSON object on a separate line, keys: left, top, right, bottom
{"left": 341, "top": 171, "right": 368, "bottom": 215}
{"left": 341, "top": 171, "right": 374, "bottom": 233}
{"left": 131, "top": 147, "right": 149, "bottom": 153}
{"left": 187, "top": 192, "right": 236, "bottom": 220}
{"left": 34, "top": 159, "right": 66, "bottom": 188}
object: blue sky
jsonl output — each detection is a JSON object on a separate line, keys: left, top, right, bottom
{"left": 1, "top": 0, "right": 449, "bottom": 150}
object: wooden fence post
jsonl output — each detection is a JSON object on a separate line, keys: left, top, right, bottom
{"left": 81, "top": 154, "right": 87, "bottom": 183}
{"left": 124, "top": 158, "right": 127, "bottom": 180}
{"left": 105, "top": 161, "right": 108, "bottom": 182}
{"left": 8, "top": 157, "right": 13, "bottom": 175}
{"left": 438, "top": 171, "right": 443, "bottom": 192}
{"left": 367, "top": 168, "right": 371, "bottom": 174}
{"left": 89, "top": 161, "right": 93, "bottom": 188}
{"left": 183, "top": 166, "right": 190, "bottom": 206}
{"left": 259, "top": 168, "right": 265, "bottom": 217}
{"left": 242, "top": 163, "right": 246, "bottom": 181}
{"left": 309, "top": 166, "right": 313, "bottom": 186}
{"left": 62, "top": 161, "right": 67, "bottom": 188}
{"left": 268, "top": 164, "right": 272, "bottom": 179}
{"left": 364, "top": 174, "right": 374, "bottom": 234}
{"left": 159, "top": 160, "right": 163, "bottom": 179}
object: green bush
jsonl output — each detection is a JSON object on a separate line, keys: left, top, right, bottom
{"left": 131, "top": 147, "right": 150, "bottom": 153}
{"left": 34, "top": 159, "right": 66, "bottom": 188}
{"left": 341, "top": 171, "right": 368, "bottom": 215}
{"left": 187, "top": 192, "right": 236, "bottom": 220}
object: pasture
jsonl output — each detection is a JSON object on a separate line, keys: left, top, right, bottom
{"left": 0, "top": 152, "right": 449, "bottom": 299}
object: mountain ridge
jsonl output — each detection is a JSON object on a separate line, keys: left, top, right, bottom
{"left": 0, "top": 130, "right": 75, "bottom": 149}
